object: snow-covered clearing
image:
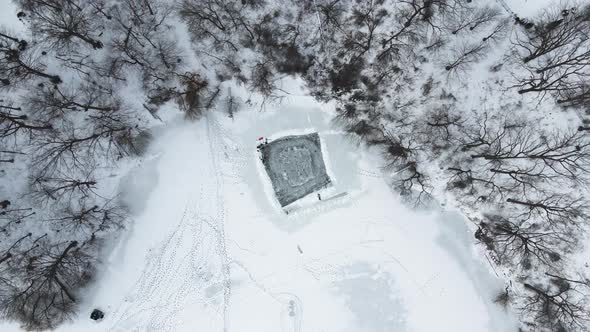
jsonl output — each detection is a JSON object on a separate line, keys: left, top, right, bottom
{"left": 0, "top": 1, "right": 24, "bottom": 33}
{"left": 502, "top": 0, "right": 560, "bottom": 17}
{"left": 1, "top": 80, "right": 519, "bottom": 331}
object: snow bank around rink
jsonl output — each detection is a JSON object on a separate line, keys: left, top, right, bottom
{"left": 254, "top": 126, "right": 346, "bottom": 218}
{"left": 0, "top": 77, "right": 519, "bottom": 332}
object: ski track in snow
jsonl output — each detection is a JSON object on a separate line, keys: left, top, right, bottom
{"left": 206, "top": 114, "right": 307, "bottom": 332}
{"left": 106, "top": 116, "right": 234, "bottom": 332}
{"left": 206, "top": 115, "right": 233, "bottom": 332}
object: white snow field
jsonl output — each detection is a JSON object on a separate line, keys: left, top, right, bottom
{"left": 501, "top": 0, "right": 560, "bottom": 16}
{"left": 1, "top": 79, "right": 519, "bottom": 332}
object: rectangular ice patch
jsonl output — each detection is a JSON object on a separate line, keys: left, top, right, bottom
{"left": 259, "top": 132, "right": 331, "bottom": 207}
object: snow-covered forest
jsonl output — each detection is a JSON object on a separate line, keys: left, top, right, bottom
{"left": 1, "top": 0, "right": 590, "bottom": 331}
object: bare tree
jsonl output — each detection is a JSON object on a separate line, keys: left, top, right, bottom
{"left": 0, "top": 31, "right": 61, "bottom": 86}
{"left": 477, "top": 214, "right": 575, "bottom": 270}
{"left": 55, "top": 52, "right": 123, "bottom": 81}
{"left": 15, "top": 0, "right": 104, "bottom": 50}
{"left": 421, "top": 105, "right": 464, "bottom": 148}
{"left": 446, "top": 166, "right": 505, "bottom": 202}
{"left": 521, "top": 273, "right": 590, "bottom": 331}
{"left": 466, "top": 122, "right": 590, "bottom": 184}
{"left": 109, "top": 0, "right": 183, "bottom": 90}
{"left": 250, "top": 62, "right": 276, "bottom": 97}
{"left": 444, "top": 40, "right": 489, "bottom": 74}
{"left": 450, "top": 109, "right": 590, "bottom": 200}
{"left": 178, "top": 0, "right": 252, "bottom": 51}
{"left": 506, "top": 194, "right": 588, "bottom": 230}
{"left": 377, "top": 0, "right": 442, "bottom": 62}
{"left": 0, "top": 205, "right": 35, "bottom": 235}
{"left": 0, "top": 99, "right": 53, "bottom": 139}
{"left": 512, "top": 2, "right": 590, "bottom": 108}
{"left": 27, "top": 81, "right": 122, "bottom": 119}
{"left": 313, "top": 0, "right": 346, "bottom": 45}
{"left": 514, "top": 3, "right": 588, "bottom": 64}
{"left": 30, "top": 119, "right": 130, "bottom": 179}
{"left": 394, "top": 160, "right": 432, "bottom": 207}
{"left": 445, "top": 4, "right": 502, "bottom": 35}
{"left": 176, "top": 72, "right": 214, "bottom": 119}
{"left": 342, "top": 0, "right": 388, "bottom": 60}
{"left": 557, "top": 84, "right": 589, "bottom": 109}
{"left": 49, "top": 200, "right": 126, "bottom": 236}
{"left": 29, "top": 172, "right": 96, "bottom": 206}
{"left": 0, "top": 239, "right": 95, "bottom": 330}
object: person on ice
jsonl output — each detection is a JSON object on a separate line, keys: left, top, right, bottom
{"left": 256, "top": 136, "right": 264, "bottom": 149}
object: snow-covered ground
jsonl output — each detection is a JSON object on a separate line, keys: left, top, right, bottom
{"left": 1, "top": 80, "right": 519, "bottom": 331}
{"left": 0, "top": 1, "right": 24, "bottom": 33}
{"left": 502, "top": 0, "right": 560, "bottom": 16}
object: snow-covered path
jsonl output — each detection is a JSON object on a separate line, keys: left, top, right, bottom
{"left": 103, "top": 117, "right": 232, "bottom": 331}
{"left": 1, "top": 90, "right": 519, "bottom": 331}
{"left": 40, "top": 118, "right": 234, "bottom": 332}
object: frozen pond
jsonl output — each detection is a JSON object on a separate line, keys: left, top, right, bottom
{"left": 0, "top": 84, "right": 520, "bottom": 332}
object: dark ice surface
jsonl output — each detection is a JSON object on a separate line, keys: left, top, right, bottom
{"left": 259, "top": 132, "right": 331, "bottom": 207}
